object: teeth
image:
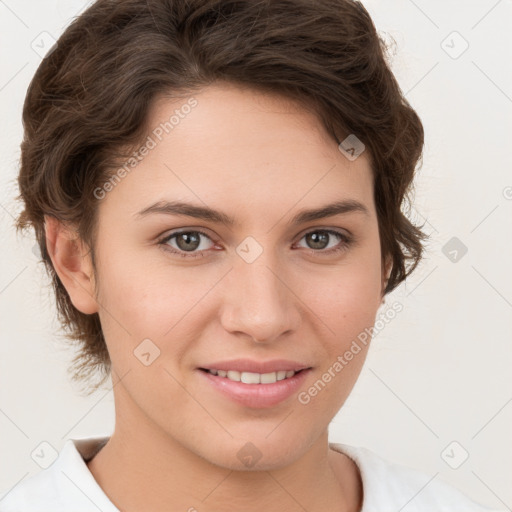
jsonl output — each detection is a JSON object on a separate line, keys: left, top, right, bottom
{"left": 261, "top": 372, "right": 278, "bottom": 384}
{"left": 241, "top": 372, "right": 260, "bottom": 384}
{"left": 207, "top": 369, "right": 298, "bottom": 384}
{"left": 227, "top": 370, "right": 240, "bottom": 381}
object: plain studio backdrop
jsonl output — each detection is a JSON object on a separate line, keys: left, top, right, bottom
{"left": 0, "top": 0, "right": 511, "bottom": 509}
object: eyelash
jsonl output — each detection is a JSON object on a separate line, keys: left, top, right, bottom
{"left": 157, "top": 228, "right": 353, "bottom": 259}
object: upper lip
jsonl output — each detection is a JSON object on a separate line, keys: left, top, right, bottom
{"left": 199, "top": 359, "right": 312, "bottom": 374}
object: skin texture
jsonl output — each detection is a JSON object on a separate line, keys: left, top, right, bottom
{"left": 46, "top": 81, "right": 392, "bottom": 512}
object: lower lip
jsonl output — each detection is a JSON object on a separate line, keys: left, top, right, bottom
{"left": 197, "top": 368, "right": 311, "bottom": 408}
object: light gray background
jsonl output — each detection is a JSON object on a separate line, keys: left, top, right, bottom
{"left": 1, "top": 0, "right": 511, "bottom": 509}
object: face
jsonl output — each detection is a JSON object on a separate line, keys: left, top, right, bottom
{"left": 61, "top": 82, "right": 389, "bottom": 470}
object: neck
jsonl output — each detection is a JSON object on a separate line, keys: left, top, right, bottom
{"left": 86, "top": 385, "right": 362, "bottom": 512}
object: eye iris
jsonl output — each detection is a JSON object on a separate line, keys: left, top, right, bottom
{"left": 307, "top": 231, "right": 329, "bottom": 250}
{"left": 176, "top": 232, "right": 200, "bottom": 251}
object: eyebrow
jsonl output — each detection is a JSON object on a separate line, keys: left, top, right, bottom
{"left": 134, "top": 199, "right": 370, "bottom": 226}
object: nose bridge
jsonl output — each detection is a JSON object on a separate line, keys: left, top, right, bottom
{"left": 221, "top": 244, "right": 299, "bottom": 342}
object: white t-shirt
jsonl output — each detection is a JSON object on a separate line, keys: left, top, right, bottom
{"left": 0, "top": 436, "right": 504, "bottom": 512}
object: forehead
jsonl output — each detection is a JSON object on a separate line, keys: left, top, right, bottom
{"left": 99, "top": 83, "right": 375, "bottom": 221}
{"left": 146, "top": 82, "right": 351, "bottom": 160}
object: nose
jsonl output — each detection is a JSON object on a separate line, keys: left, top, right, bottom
{"left": 219, "top": 252, "right": 301, "bottom": 344}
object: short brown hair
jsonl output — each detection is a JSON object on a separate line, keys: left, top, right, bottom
{"left": 15, "top": 0, "right": 429, "bottom": 395}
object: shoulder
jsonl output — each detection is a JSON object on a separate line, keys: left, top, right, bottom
{"left": 330, "top": 442, "right": 505, "bottom": 512}
{"left": 0, "top": 437, "right": 115, "bottom": 512}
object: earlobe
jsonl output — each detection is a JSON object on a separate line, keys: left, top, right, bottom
{"left": 44, "top": 215, "right": 99, "bottom": 315}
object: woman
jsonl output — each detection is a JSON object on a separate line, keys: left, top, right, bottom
{"left": 3, "top": 0, "right": 504, "bottom": 510}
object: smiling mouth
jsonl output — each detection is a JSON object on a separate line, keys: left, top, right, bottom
{"left": 199, "top": 368, "right": 308, "bottom": 384}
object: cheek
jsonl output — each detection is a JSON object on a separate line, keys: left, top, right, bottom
{"left": 96, "top": 238, "right": 172, "bottom": 318}
{"left": 303, "top": 260, "right": 381, "bottom": 334}
{"left": 300, "top": 274, "right": 377, "bottom": 415}
{"left": 296, "top": 261, "right": 380, "bottom": 405}
{"left": 95, "top": 249, "right": 214, "bottom": 370}
{"left": 93, "top": 245, "right": 169, "bottom": 352}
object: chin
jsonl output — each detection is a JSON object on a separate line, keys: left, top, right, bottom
{"left": 195, "top": 434, "right": 310, "bottom": 472}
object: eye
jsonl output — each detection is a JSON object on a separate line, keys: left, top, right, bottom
{"left": 157, "top": 228, "right": 353, "bottom": 259}
{"left": 295, "top": 229, "right": 353, "bottom": 256}
{"left": 158, "top": 229, "right": 216, "bottom": 258}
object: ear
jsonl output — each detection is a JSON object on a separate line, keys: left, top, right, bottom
{"left": 380, "top": 254, "right": 393, "bottom": 300}
{"left": 44, "top": 215, "right": 99, "bottom": 315}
